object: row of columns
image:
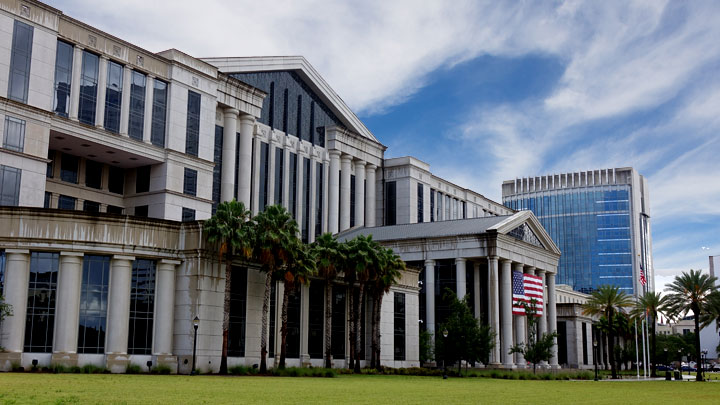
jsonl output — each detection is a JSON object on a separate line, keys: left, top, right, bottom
{"left": 328, "top": 150, "right": 377, "bottom": 234}
{"left": 221, "top": 108, "right": 255, "bottom": 205}
{"left": 423, "top": 257, "right": 558, "bottom": 368}
{"left": 0, "top": 250, "right": 178, "bottom": 366}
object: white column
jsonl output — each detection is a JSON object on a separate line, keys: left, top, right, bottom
{"left": 237, "top": 114, "right": 255, "bottom": 207}
{"left": 53, "top": 252, "right": 84, "bottom": 354}
{"left": 0, "top": 250, "right": 30, "bottom": 352}
{"left": 300, "top": 283, "right": 310, "bottom": 363}
{"left": 424, "top": 260, "right": 436, "bottom": 339}
{"left": 322, "top": 158, "right": 329, "bottom": 234}
{"left": 69, "top": 46, "right": 83, "bottom": 120}
{"left": 153, "top": 259, "right": 178, "bottom": 355}
{"left": 95, "top": 56, "right": 108, "bottom": 127}
{"left": 327, "top": 151, "right": 340, "bottom": 234}
{"left": 308, "top": 158, "right": 317, "bottom": 243}
{"left": 221, "top": 108, "right": 239, "bottom": 202}
{"left": 501, "top": 259, "right": 514, "bottom": 367}
{"left": 488, "top": 256, "right": 500, "bottom": 364}
{"left": 119, "top": 66, "right": 132, "bottom": 135}
{"left": 251, "top": 137, "right": 262, "bottom": 215}
{"left": 295, "top": 153, "right": 304, "bottom": 231}
{"left": 514, "top": 262, "right": 526, "bottom": 368}
{"left": 267, "top": 144, "right": 276, "bottom": 206}
{"left": 365, "top": 164, "right": 376, "bottom": 227}
{"left": 143, "top": 75, "right": 154, "bottom": 144}
{"left": 473, "top": 262, "right": 481, "bottom": 319}
{"left": 538, "top": 270, "right": 547, "bottom": 337}
{"left": 455, "top": 258, "right": 466, "bottom": 300}
{"left": 547, "top": 272, "right": 559, "bottom": 367}
{"left": 106, "top": 255, "right": 134, "bottom": 354}
{"left": 282, "top": 147, "right": 290, "bottom": 210}
{"left": 354, "top": 160, "right": 366, "bottom": 228}
{"left": 339, "top": 154, "right": 352, "bottom": 232}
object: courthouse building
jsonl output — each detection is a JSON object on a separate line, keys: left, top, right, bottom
{"left": 0, "top": 0, "right": 560, "bottom": 373}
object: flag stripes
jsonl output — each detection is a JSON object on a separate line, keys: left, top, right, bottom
{"left": 512, "top": 271, "right": 544, "bottom": 316}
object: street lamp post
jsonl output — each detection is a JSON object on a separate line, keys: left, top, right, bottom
{"left": 677, "top": 348, "right": 682, "bottom": 381}
{"left": 442, "top": 328, "right": 449, "bottom": 380}
{"left": 687, "top": 353, "right": 691, "bottom": 376}
{"left": 702, "top": 350, "right": 708, "bottom": 381}
{"left": 593, "top": 339, "right": 598, "bottom": 381}
{"left": 664, "top": 348, "right": 671, "bottom": 380}
{"left": 192, "top": 316, "right": 199, "bottom": 375}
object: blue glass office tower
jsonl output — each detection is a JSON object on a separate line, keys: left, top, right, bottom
{"left": 502, "top": 168, "right": 652, "bottom": 295}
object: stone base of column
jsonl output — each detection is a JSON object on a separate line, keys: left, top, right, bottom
{"left": 515, "top": 363, "right": 527, "bottom": 369}
{"left": 153, "top": 355, "right": 178, "bottom": 374}
{"left": 300, "top": 354, "right": 311, "bottom": 367}
{"left": 0, "top": 352, "right": 21, "bottom": 371}
{"left": 550, "top": 364, "right": 561, "bottom": 370}
{"left": 485, "top": 362, "right": 503, "bottom": 369}
{"left": 176, "top": 355, "right": 193, "bottom": 375}
{"left": 51, "top": 352, "right": 79, "bottom": 368}
{"left": 106, "top": 353, "right": 131, "bottom": 374}
{"left": 500, "top": 363, "right": 517, "bottom": 370}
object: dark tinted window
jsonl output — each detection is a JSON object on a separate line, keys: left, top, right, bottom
{"left": 150, "top": 80, "right": 167, "bottom": 147}
{"left": 53, "top": 41, "right": 73, "bottom": 117}
{"left": 212, "top": 125, "right": 222, "bottom": 213}
{"left": 385, "top": 181, "right": 396, "bottom": 226}
{"left": 103, "top": 61, "right": 123, "bottom": 133}
{"left": 315, "top": 162, "right": 323, "bottom": 237}
{"left": 185, "top": 90, "right": 201, "bottom": 156}
{"left": 181, "top": 207, "right": 195, "bottom": 222}
{"left": 128, "top": 259, "right": 155, "bottom": 355}
{"left": 228, "top": 267, "right": 247, "bottom": 357}
{"left": 183, "top": 168, "right": 197, "bottom": 196}
{"left": 78, "top": 51, "right": 99, "bottom": 125}
{"left": 128, "top": 71, "right": 146, "bottom": 140}
{"left": 258, "top": 142, "right": 268, "bottom": 211}
{"left": 83, "top": 200, "right": 100, "bottom": 213}
{"left": 136, "top": 165, "right": 150, "bottom": 193}
{"left": 8, "top": 20, "right": 33, "bottom": 103}
{"left": 24, "top": 252, "right": 58, "bottom": 352}
{"left": 85, "top": 160, "right": 102, "bottom": 189}
{"left": 394, "top": 292, "right": 406, "bottom": 361}
{"left": 135, "top": 205, "right": 148, "bottom": 217}
{"left": 274, "top": 147, "right": 283, "bottom": 206}
{"left": 78, "top": 255, "right": 110, "bottom": 353}
{"left": 417, "top": 183, "right": 424, "bottom": 223}
{"left": 60, "top": 153, "right": 79, "bottom": 184}
{"left": 288, "top": 152, "right": 297, "bottom": 218}
{"left": 58, "top": 195, "right": 76, "bottom": 210}
{"left": 3, "top": 116, "right": 25, "bottom": 152}
{"left": 308, "top": 282, "right": 324, "bottom": 358}
{"left": 0, "top": 164, "right": 22, "bottom": 206}
{"left": 108, "top": 167, "right": 124, "bottom": 194}
{"left": 302, "top": 157, "right": 310, "bottom": 243}
{"left": 106, "top": 205, "right": 123, "bottom": 215}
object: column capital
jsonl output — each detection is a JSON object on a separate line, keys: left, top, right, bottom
{"left": 501, "top": 258, "right": 513, "bottom": 265}
{"left": 340, "top": 154, "right": 353, "bottom": 164}
{"left": 536, "top": 268, "right": 546, "bottom": 275}
{"left": 328, "top": 149, "right": 342, "bottom": 159}
{"left": 424, "top": 259, "right": 436, "bottom": 267}
{"left": 238, "top": 113, "right": 255, "bottom": 124}
{"left": 5, "top": 248, "right": 30, "bottom": 254}
{"left": 525, "top": 266, "right": 536, "bottom": 275}
{"left": 223, "top": 107, "right": 239, "bottom": 117}
{"left": 455, "top": 257, "right": 467, "bottom": 264}
{"left": 60, "top": 251, "right": 84, "bottom": 257}
{"left": 160, "top": 259, "right": 181, "bottom": 266}
{"left": 366, "top": 163, "right": 377, "bottom": 171}
{"left": 354, "top": 159, "right": 366, "bottom": 169}
{"left": 112, "top": 255, "right": 135, "bottom": 262}
{"left": 488, "top": 255, "right": 499, "bottom": 261}
{"left": 512, "top": 262, "right": 523, "bottom": 270}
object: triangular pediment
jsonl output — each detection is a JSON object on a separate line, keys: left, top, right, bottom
{"left": 488, "top": 211, "right": 561, "bottom": 255}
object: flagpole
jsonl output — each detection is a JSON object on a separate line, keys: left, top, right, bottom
{"left": 642, "top": 318, "right": 648, "bottom": 379}
{"left": 635, "top": 318, "right": 640, "bottom": 379}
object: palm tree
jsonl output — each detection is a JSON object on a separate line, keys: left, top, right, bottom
{"left": 631, "top": 291, "right": 669, "bottom": 377}
{"left": 345, "top": 235, "right": 379, "bottom": 373}
{"left": 369, "top": 247, "right": 403, "bottom": 370}
{"left": 311, "top": 233, "right": 343, "bottom": 368}
{"left": 253, "top": 205, "right": 299, "bottom": 373}
{"left": 582, "top": 285, "right": 633, "bottom": 379}
{"left": 203, "top": 200, "right": 253, "bottom": 374}
{"left": 278, "top": 240, "right": 316, "bottom": 368}
{"left": 664, "top": 269, "right": 718, "bottom": 381}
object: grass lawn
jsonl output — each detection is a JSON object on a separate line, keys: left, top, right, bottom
{"left": 1, "top": 373, "right": 719, "bottom": 404}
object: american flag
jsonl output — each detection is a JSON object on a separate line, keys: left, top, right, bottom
{"left": 639, "top": 263, "right": 647, "bottom": 286}
{"left": 512, "top": 271, "right": 544, "bottom": 316}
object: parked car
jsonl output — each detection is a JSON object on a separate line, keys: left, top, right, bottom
{"left": 656, "top": 365, "right": 673, "bottom": 371}
{"left": 681, "top": 365, "right": 697, "bottom": 372}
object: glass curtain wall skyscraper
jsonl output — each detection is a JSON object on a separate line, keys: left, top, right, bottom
{"left": 502, "top": 167, "right": 652, "bottom": 295}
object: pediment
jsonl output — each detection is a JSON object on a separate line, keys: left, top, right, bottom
{"left": 488, "top": 210, "right": 561, "bottom": 255}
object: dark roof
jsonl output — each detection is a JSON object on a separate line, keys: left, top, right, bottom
{"left": 337, "top": 216, "right": 511, "bottom": 242}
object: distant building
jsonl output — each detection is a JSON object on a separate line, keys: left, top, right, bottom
{"left": 502, "top": 168, "right": 652, "bottom": 295}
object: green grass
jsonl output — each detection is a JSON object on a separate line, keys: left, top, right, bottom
{"left": 0, "top": 373, "right": 719, "bottom": 404}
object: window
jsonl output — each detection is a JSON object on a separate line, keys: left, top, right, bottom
{"left": 183, "top": 168, "right": 197, "bottom": 196}
{"left": 185, "top": 91, "right": 201, "bottom": 156}
{"left": 394, "top": 292, "right": 406, "bottom": 361}
{"left": 331, "top": 286, "right": 346, "bottom": 359}
{"left": 285, "top": 288, "right": 301, "bottom": 358}
{"left": 288, "top": 152, "right": 297, "bottom": 218}
{"left": 181, "top": 207, "right": 195, "bottom": 222}
{"left": 282, "top": 88, "right": 289, "bottom": 134}
{"left": 128, "top": 71, "right": 146, "bottom": 141}
{"left": 128, "top": 259, "right": 155, "bottom": 355}
{"left": 350, "top": 174, "right": 355, "bottom": 228}
{"left": 78, "top": 51, "right": 99, "bottom": 125}
{"left": 212, "top": 125, "right": 222, "bottom": 213}
{"left": 136, "top": 166, "right": 150, "bottom": 193}
{"left": 47, "top": 150, "right": 55, "bottom": 178}
{"left": 43, "top": 191, "right": 51, "bottom": 208}
{"left": 0, "top": 251, "right": 5, "bottom": 296}
{"left": 417, "top": 183, "right": 424, "bottom": 223}
{"left": 308, "top": 282, "right": 324, "bottom": 358}
{"left": 24, "top": 252, "right": 59, "bottom": 353}
{"left": 430, "top": 189, "right": 435, "bottom": 222}
{"left": 60, "top": 153, "right": 79, "bottom": 184}
{"left": 302, "top": 157, "right": 311, "bottom": 243}
{"left": 258, "top": 142, "right": 268, "bottom": 211}
{"left": 3, "top": 116, "right": 25, "bottom": 152}
{"left": 385, "top": 181, "right": 396, "bottom": 226}
{"left": 53, "top": 41, "right": 73, "bottom": 117}
{"left": 135, "top": 205, "right": 148, "bottom": 217}
{"left": 83, "top": 200, "right": 100, "bottom": 213}
{"left": 150, "top": 80, "right": 168, "bottom": 147}
{"left": 315, "top": 162, "right": 323, "bottom": 237}
{"left": 78, "top": 255, "right": 110, "bottom": 354}
{"left": 227, "top": 267, "right": 247, "bottom": 357}
{"left": 8, "top": 20, "right": 34, "bottom": 103}
{"left": 103, "top": 61, "right": 123, "bottom": 133}
{"left": 85, "top": 160, "right": 102, "bottom": 189}
{"left": 57, "top": 195, "right": 76, "bottom": 210}
{"left": 108, "top": 167, "right": 124, "bottom": 194}
{"left": 0, "top": 165, "right": 21, "bottom": 206}
{"left": 107, "top": 205, "right": 123, "bottom": 215}
{"left": 274, "top": 148, "right": 283, "bottom": 206}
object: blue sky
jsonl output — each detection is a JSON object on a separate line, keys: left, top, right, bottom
{"left": 49, "top": 0, "right": 720, "bottom": 291}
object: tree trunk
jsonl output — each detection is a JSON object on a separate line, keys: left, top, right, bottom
{"left": 608, "top": 310, "right": 617, "bottom": 379}
{"left": 324, "top": 282, "right": 333, "bottom": 369}
{"left": 279, "top": 282, "right": 291, "bottom": 369}
{"left": 348, "top": 285, "right": 355, "bottom": 369}
{"left": 354, "top": 284, "right": 365, "bottom": 373}
{"left": 220, "top": 259, "right": 232, "bottom": 375}
{"left": 650, "top": 312, "right": 657, "bottom": 378}
{"left": 260, "top": 271, "right": 272, "bottom": 373}
{"left": 373, "top": 293, "right": 383, "bottom": 370}
{"left": 693, "top": 303, "right": 702, "bottom": 381}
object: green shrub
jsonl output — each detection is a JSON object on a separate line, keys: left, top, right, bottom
{"left": 151, "top": 365, "right": 172, "bottom": 375}
{"left": 70, "top": 366, "right": 82, "bottom": 374}
{"left": 52, "top": 365, "right": 68, "bottom": 374}
{"left": 81, "top": 364, "right": 108, "bottom": 374}
{"left": 228, "top": 365, "right": 258, "bottom": 376}
{"left": 126, "top": 364, "right": 142, "bottom": 374}
{"left": 269, "top": 367, "right": 336, "bottom": 378}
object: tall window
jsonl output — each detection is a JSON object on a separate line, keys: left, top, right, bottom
{"left": 286, "top": 289, "right": 301, "bottom": 358}
{"left": 288, "top": 152, "right": 297, "bottom": 218}
{"left": 417, "top": 183, "right": 424, "bottom": 223}
{"left": 128, "top": 259, "right": 155, "bottom": 355}
{"left": 0, "top": 251, "right": 5, "bottom": 296}
{"left": 183, "top": 168, "right": 197, "bottom": 197}
{"left": 85, "top": 160, "right": 102, "bottom": 189}
{"left": 274, "top": 148, "right": 283, "bottom": 206}
{"left": 331, "top": 286, "right": 346, "bottom": 359}
{"left": 259, "top": 142, "right": 269, "bottom": 211}
{"left": 78, "top": 255, "right": 110, "bottom": 354}
{"left": 57, "top": 195, "right": 76, "bottom": 210}
{"left": 212, "top": 125, "right": 223, "bottom": 213}
{"left": 78, "top": 51, "right": 99, "bottom": 125}
{"left": 394, "top": 292, "right": 406, "bottom": 361}
{"left": 8, "top": 20, "right": 33, "bottom": 103}
{"left": 185, "top": 91, "right": 201, "bottom": 156}
{"left": 350, "top": 175, "right": 356, "bottom": 228}
{"left": 128, "top": 71, "right": 146, "bottom": 140}
{"left": 315, "top": 162, "right": 323, "bottom": 237}
{"left": 104, "top": 61, "right": 123, "bottom": 133}
{"left": 83, "top": 200, "right": 99, "bottom": 213}
{"left": 53, "top": 40, "right": 73, "bottom": 117}
{"left": 385, "top": 181, "right": 396, "bottom": 226}
{"left": 136, "top": 166, "right": 151, "bottom": 193}
{"left": 108, "top": 166, "right": 124, "bottom": 195}
{"left": 282, "top": 88, "right": 289, "bottom": 134}
{"left": 302, "top": 157, "right": 311, "bottom": 243}
{"left": 228, "top": 267, "right": 247, "bottom": 357}
{"left": 60, "top": 153, "right": 79, "bottom": 184}
{"left": 0, "top": 165, "right": 21, "bottom": 206}
{"left": 430, "top": 189, "right": 435, "bottom": 222}
{"left": 3, "top": 116, "right": 25, "bottom": 152}
{"left": 24, "top": 252, "right": 59, "bottom": 352}
{"left": 181, "top": 207, "right": 195, "bottom": 222}
{"left": 150, "top": 80, "right": 168, "bottom": 147}
{"left": 308, "top": 282, "right": 324, "bottom": 358}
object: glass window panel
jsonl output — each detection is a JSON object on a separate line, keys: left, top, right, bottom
{"left": 394, "top": 292, "right": 406, "bottom": 361}
{"left": 128, "top": 71, "right": 146, "bottom": 141}
{"left": 103, "top": 61, "right": 123, "bottom": 133}
{"left": 0, "top": 164, "right": 22, "bottom": 206}
{"left": 78, "top": 255, "right": 110, "bottom": 353}
{"left": 227, "top": 267, "right": 247, "bottom": 357}
{"left": 85, "top": 160, "right": 102, "bottom": 189}
{"left": 8, "top": 20, "right": 33, "bottom": 103}
{"left": 60, "top": 153, "right": 79, "bottom": 183}
{"left": 53, "top": 41, "right": 73, "bottom": 117}
{"left": 108, "top": 166, "right": 124, "bottom": 194}
{"left": 78, "top": 51, "right": 99, "bottom": 125}
{"left": 185, "top": 91, "right": 201, "bottom": 156}
{"left": 24, "top": 252, "right": 59, "bottom": 353}
{"left": 57, "top": 195, "right": 76, "bottom": 210}
{"left": 151, "top": 80, "right": 168, "bottom": 147}
{"left": 183, "top": 168, "right": 197, "bottom": 196}
{"left": 3, "top": 116, "right": 25, "bottom": 152}
{"left": 128, "top": 259, "right": 155, "bottom": 355}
